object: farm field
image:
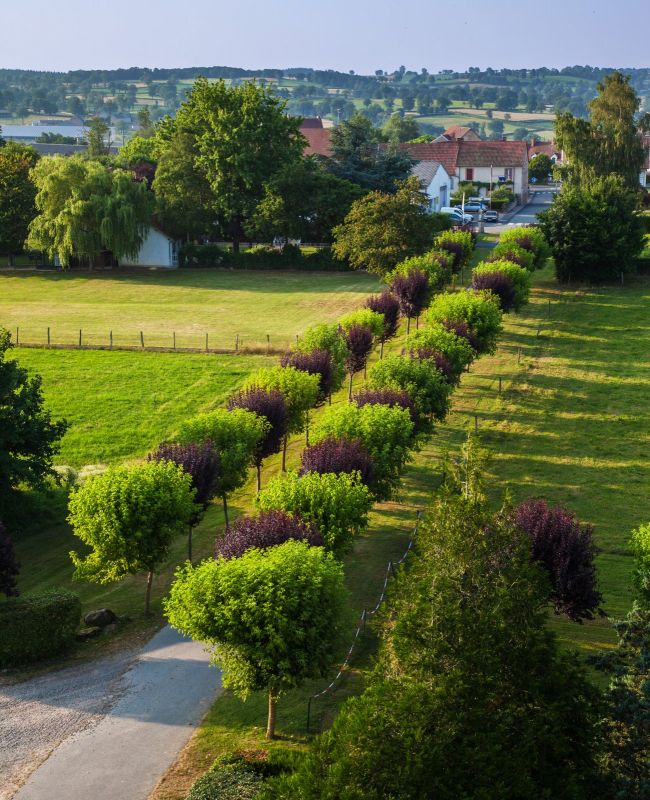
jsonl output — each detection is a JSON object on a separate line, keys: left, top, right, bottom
{"left": 0, "top": 268, "right": 380, "bottom": 351}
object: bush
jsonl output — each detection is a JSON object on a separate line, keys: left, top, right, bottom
{"left": 367, "top": 355, "right": 452, "bottom": 422}
{"left": 300, "top": 436, "right": 375, "bottom": 488}
{"left": 487, "top": 242, "right": 535, "bottom": 272}
{"left": 0, "top": 590, "right": 81, "bottom": 667}
{"left": 365, "top": 292, "right": 400, "bottom": 343}
{"left": 179, "top": 244, "right": 351, "bottom": 271}
{"left": 499, "top": 226, "right": 551, "bottom": 270}
{"left": 425, "top": 290, "right": 503, "bottom": 355}
{"left": 280, "top": 349, "right": 333, "bottom": 400}
{"left": 186, "top": 763, "right": 262, "bottom": 800}
{"left": 354, "top": 387, "right": 418, "bottom": 426}
{"left": 434, "top": 230, "right": 474, "bottom": 270}
{"left": 390, "top": 269, "right": 430, "bottom": 328}
{"left": 338, "top": 309, "right": 385, "bottom": 339}
{"left": 440, "top": 319, "right": 481, "bottom": 353}
{"left": 215, "top": 510, "right": 322, "bottom": 559}
{"left": 473, "top": 260, "right": 531, "bottom": 311}
{"left": 296, "top": 323, "right": 348, "bottom": 394}
{"left": 631, "top": 523, "right": 650, "bottom": 608}
{"left": 388, "top": 250, "right": 452, "bottom": 290}
{"left": 471, "top": 270, "right": 516, "bottom": 312}
{"left": 407, "top": 323, "right": 474, "bottom": 382}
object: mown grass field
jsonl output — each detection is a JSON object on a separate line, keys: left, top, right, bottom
{"left": 0, "top": 268, "right": 380, "bottom": 351}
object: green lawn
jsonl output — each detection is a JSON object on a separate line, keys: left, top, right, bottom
{"left": 0, "top": 269, "right": 380, "bottom": 351}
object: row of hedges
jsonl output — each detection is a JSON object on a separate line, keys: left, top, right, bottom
{"left": 179, "top": 243, "right": 352, "bottom": 271}
{"left": 0, "top": 590, "right": 81, "bottom": 668}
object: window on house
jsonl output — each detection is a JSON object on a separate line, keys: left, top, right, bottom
{"left": 465, "top": 168, "right": 474, "bottom": 181}
{"left": 504, "top": 168, "right": 514, "bottom": 181}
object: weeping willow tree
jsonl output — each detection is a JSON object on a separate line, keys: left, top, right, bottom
{"left": 27, "top": 156, "right": 153, "bottom": 267}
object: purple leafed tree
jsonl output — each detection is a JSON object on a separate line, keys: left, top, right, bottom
{"left": 390, "top": 270, "right": 430, "bottom": 334}
{"left": 300, "top": 436, "right": 374, "bottom": 487}
{"left": 412, "top": 346, "right": 455, "bottom": 384}
{"left": 344, "top": 324, "right": 374, "bottom": 399}
{"left": 354, "top": 387, "right": 418, "bottom": 425}
{"left": 227, "top": 388, "right": 288, "bottom": 492}
{"left": 514, "top": 499, "right": 603, "bottom": 622}
{"left": 215, "top": 510, "right": 322, "bottom": 559}
{"left": 472, "top": 271, "right": 517, "bottom": 312}
{"left": 437, "top": 240, "right": 464, "bottom": 270}
{"left": 441, "top": 320, "right": 481, "bottom": 353}
{"left": 281, "top": 348, "right": 333, "bottom": 400}
{"left": 486, "top": 249, "right": 527, "bottom": 269}
{"left": 149, "top": 440, "right": 220, "bottom": 560}
{"left": 0, "top": 521, "right": 20, "bottom": 597}
{"left": 365, "top": 292, "right": 400, "bottom": 356}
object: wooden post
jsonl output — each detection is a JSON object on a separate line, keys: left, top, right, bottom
{"left": 235, "top": 334, "right": 239, "bottom": 352}
{"left": 295, "top": 334, "right": 299, "bottom": 347}
{"left": 517, "top": 347, "right": 521, "bottom": 364}
{"left": 267, "top": 334, "right": 270, "bottom": 354}
{"left": 15, "top": 327, "right": 18, "bottom": 345}
{"left": 79, "top": 329, "right": 82, "bottom": 347}
{"left": 205, "top": 333, "right": 209, "bottom": 352}
{"left": 140, "top": 330, "right": 144, "bottom": 349}
{"left": 498, "top": 376, "right": 502, "bottom": 394}
{"left": 173, "top": 331, "right": 176, "bottom": 350}
{"left": 47, "top": 327, "right": 50, "bottom": 346}
{"left": 474, "top": 414, "right": 478, "bottom": 433}
{"left": 109, "top": 330, "right": 113, "bottom": 349}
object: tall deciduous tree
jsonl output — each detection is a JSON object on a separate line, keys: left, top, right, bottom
{"left": 0, "top": 328, "right": 67, "bottom": 513}
{"left": 68, "top": 460, "right": 197, "bottom": 614}
{"left": 0, "top": 143, "right": 39, "bottom": 263}
{"left": 27, "top": 156, "right": 153, "bottom": 267}
{"left": 165, "top": 540, "right": 348, "bottom": 738}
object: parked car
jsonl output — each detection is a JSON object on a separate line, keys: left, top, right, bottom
{"left": 462, "top": 201, "right": 488, "bottom": 213}
{"left": 483, "top": 210, "right": 499, "bottom": 223}
{"left": 440, "top": 207, "right": 474, "bottom": 225}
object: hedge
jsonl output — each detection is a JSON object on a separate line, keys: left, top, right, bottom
{"left": 0, "top": 590, "right": 81, "bottom": 667}
{"left": 179, "top": 244, "right": 351, "bottom": 271}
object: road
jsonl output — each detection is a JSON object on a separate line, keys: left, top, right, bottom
{"left": 2, "top": 626, "right": 221, "bottom": 800}
{"left": 484, "top": 186, "right": 558, "bottom": 234}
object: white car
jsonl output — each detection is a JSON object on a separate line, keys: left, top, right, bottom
{"left": 440, "top": 207, "right": 473, "bottom": 225}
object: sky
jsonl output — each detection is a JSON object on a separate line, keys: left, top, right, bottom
{"left": 2, "top": 0, "right": 648, "bottom": 74}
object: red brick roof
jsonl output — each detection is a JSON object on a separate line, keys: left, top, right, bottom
{"left": 301, "top": 127, "right": 333, "bottom": 157}
{"left": 528, "top": 141, "right": 561, "bottom": 160}
{"left": 397, "top": 141, "right": 460, "bottom": 177}
{"left": 443, "top": 125, "right": 480, "bottom": 140}
{"left": 456, "top": 140, "right": 528, "bottom": 167}
{"left": 300, "top": 117, "right": 325, "bottom": 129}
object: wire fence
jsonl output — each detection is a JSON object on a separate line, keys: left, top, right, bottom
{"left": 306, "top": 510, "right": 422, "bottom": 733}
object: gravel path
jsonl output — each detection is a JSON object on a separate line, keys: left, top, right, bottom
{"left": 1, "top": 626, "right": 221, "bottom": 800}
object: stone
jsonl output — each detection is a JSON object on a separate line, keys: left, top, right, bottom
{"left": 76, "top": 627, "right": 103, "bottom": 641}
{"left": 103, "top": 623, "right": 119, "bottom": 634}
{"left": 83, "top": 608, "right": 117, "bottom": 628}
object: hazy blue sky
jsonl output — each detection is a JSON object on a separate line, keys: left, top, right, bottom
{"left": 2, "top": 0, "right": 648, "bottom": 73}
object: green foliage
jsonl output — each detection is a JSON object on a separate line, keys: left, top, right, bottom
{"left": 68, "top": 461, "right": 196, "bottom": 604}
{"left": 296, "top": 323, "right": 349, "bottom": 394}
{"left": 434, "top": 229, "right": 474, "bottom": 269}
{"left": 165, "top": 540, "right": 348, "bottom": 697}
{"left": 499, "top": 226, "right": 551, "bottom": 269}
{"left": 473, "top": 259, "right": 531, "bottom": 310}
{"left": 0, "top": 142, "right": 39, "bottom": 256}
{"left": 84, "top": 117, "right": 111, "bottom": 157}
{"left": 314, "top": 403, "right": 414, "bottom": 499}
{"left": 488, "top": 185, "right": 516, "bottom": 210}
{"left": 332, "top": 177, "right": 438, "bottom": 278}
{"left": 451, "top": 181, "right": 477, "bottom": 207}
{"left": 178, "top": 243, "right": 350, "bottom": 271}
{"left": 406, "top": 322, "right": 474, "bottom": 382}
{"left": 186, "top": 759, "right": 263, "bottom": 800}
{"left": 382, "top": 114, "right": 421, "bottom": 144}
{"left": 631, "top": 523, "right": 650, "bottom": 608}
{"left": 118, "top": 135, "right": 159, "bottom": 167}
{"left": 242, "top": 366, "right": 319, "bottom": 436}
{"left": 0, "top": 590, "right": 80, "bottom": 668}
{"left": 27, "top": 155, "right": 154, "bottom": 267}
{"left": 257, "top": 470, "right": 373, "bottom": 555}
{"left": 490, "top": 241, "right": 535, "bottom": 271}
{"left": 338, "top": 308, "right": 385, "bottom": 339}
{"left": 529, "top": 153, "right": 554, "bottom": 182}
{"left": 387, "top": 249, "right": 452, "bottom": 290}
{"left": 177, "top": 409, "right": 268, "bottom": 501}
{"left": 0, "top": 328, "right": 67, "bottom": 512}
{"left": 367, "top": 355, "right": 452, "bottom": 422}
{"left": 539, "top": 176, "right": 645, "bottom": 283}
{"left": 425, "top": 290, "right": 503, "bottom": 355}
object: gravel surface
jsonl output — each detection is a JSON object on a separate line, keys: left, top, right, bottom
{"left": 0, "top": 649, "right": 134, "bottom": 799}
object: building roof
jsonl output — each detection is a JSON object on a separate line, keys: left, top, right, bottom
{"left": 301, "top": 126, "right": 333, "bottom": 157}
{"left": 1, "top": 124, "right": 89, "bottom": 140}
{"left": 442, "top": 125, "right": 481, "bottom": 141}
{"left": 528, "top": 141, "right": 561, "bottom": 160}
{"left": 300, "top": 117, "right": 325, "bottom": 129}
{"left": 456, "top": 140, "right": 528, "bottom": 167}
{"left": 410, "top": 160, "right": 445, "bottom": 187}
{"left": 30, "top": 143, "right": 89, "bottom": 156}
{"left": 397, "top": 141, "right": 460, "bottom": 177}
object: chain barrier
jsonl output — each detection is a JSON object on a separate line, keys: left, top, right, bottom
{"left": 306, "top": 509, "right": 422, "bottom": 733}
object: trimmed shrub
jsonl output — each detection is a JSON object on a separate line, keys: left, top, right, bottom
{"left": 514, "top": 499, "right": 602, "bottom": 622}
{"left": 280, "top": 349, "right": 333, "bottom": 400}
{"left": 364, "top": 292, "right": 400, "bottom": 343}
{"left": 411, "top": 347, "right": 454, "bottom": 384}
{"left": 472, "top": 270, "right": 516, "bottom": 312}
{"left": 440, "top": 319, "right": 481, "bottom": 353}
{"left": 499, "top": 226, "right": 551, "bottom": 269}
{"left": 367, "top": 355, "right": 452, "bottom": 422}
{"left": 388, "top": 250, "right": 452, "bottom": 290}
{"left": 407, "top": 323, "right": 474, "bottom": 382}
{"left": 149, "top": 441, "right": 219, "bottom": 516}
{"left": 339, "top": 309, "right": 385, "bottom": 339}
{"left": 0, "top": 590, "right": 81, "bottom": 667}
{"left": 0, "top": 521, "right": 20, "bottom": 597}
{"left": 258, "top": 471, "right": 373, "bottom": 555}
{"left": 473, "top": 260, "right": 531, "bottom": 311}
{"left": 300, "top": 436, "right": 375, "bottom": 488}
{"left": 296, "top": 323, "right": 348, "bottom": 394}
{"left": 354, "top": 388, "right": 418, "bottom": 426}
{"left": 434, "top": 230, "right": 474, "bottom": 270}
{"left": 425, "top": 290, "right": 503, "bottom": 355}
{"left": 215, "top": 510, "right": 322, "bottom": 559}
{"left": 488, "top": 242, "right": 535, "bottom": 272}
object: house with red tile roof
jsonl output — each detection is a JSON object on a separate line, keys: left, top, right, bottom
{"left": 398, "top": 139, "right": 529, "bottom": 202}
{"left": 440, "top": 125, "right": 482, "bottom": 142}
{"left": 298, "top": 117, "right": 334, "bottom": 157}
{"left": 528, "top": 140, "right": 563, "bottom": 164}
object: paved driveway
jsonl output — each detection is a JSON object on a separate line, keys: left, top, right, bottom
{"left": 484, "top": 186, "right": 558, "bottom": 234}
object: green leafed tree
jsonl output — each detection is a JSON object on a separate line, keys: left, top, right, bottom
{"left": 177, "top": 408, "right": 268, "bottom": 527}
{"left": 257, "top": 470, "right": 373, "bottom": 555}
{"left": 528, "top": 153, "right": 554, "bottom": 182}
{"left": 0, "top": 143, "right": 39, "bottom": 263}
{"left": 27, "top": 156, "right": 153, "bottom": 267}
{"left": 295, "top": 323, "right": 349, "bottom": 397}
{"left": 68, "top": 460, "right": 197, "bottom": 614}
{"left": 0, "top": 328, "right": 67, "bottom": 514}
{"left": 367, "top": 354, "right": 452, "bottom": 423}
{"left": 164, "top": 540, "right": 348, "bottom": 738}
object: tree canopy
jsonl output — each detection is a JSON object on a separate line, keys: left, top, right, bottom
{"left": 0, "top": 142, "right": 39, "bottom": 258}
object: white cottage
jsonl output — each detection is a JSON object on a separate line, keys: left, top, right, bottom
{"left": 410, "top": 160, "right": 451, "bottom": 212}
{"left": 120, "top": 226, "right": 179, "bottom": 269}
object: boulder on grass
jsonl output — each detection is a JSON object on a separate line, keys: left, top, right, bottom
{"left": 76, "top": 627, "right": 103, "bottom": 642}
{"left": 83, "top": 608, "right": 117, "bottom": 628}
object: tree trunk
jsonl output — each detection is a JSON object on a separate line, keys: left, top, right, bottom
{"left": 406, "top": 316, "right": 411, "bottom": 335}
{"left": 348, "top": 371, "right": 353, "bottom": 401}
{"left": 305, "top": 412, "right": 309, "bottom": 447}
{"left": 232, "top": 237, "right": 240, "bottom": 254}
{"left": 281, "top": 435, "right": 288, "bottom": 472}
{"left": 416, "top": 315, "right": 420, "bottom": 330}
{"left": 328, "top": 392, "right": 332, "bottom": 406}
{"left": 145, "top": 570, "right": 154, "bottom": 616}
{"left": 222, "top": 495, "right": 229, "bottom": 529}
{"left": 380, "top": 340, "right": 384, "bottom": 360}
{"left": 188, "top": 524, "right": 193, "bottom": 563}
{"left": 266, "top": 690, "right": 278, "bottom": 739}
{"left": 256, "top": 463, "right": 261, "bottom": 495}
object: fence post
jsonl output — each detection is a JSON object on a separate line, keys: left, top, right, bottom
{"left": 498, "top": 376, "right": 502, "bottom": 394}
{"left": 517, "top": 346, "right": 521, "bottom": 364}
{"left": 205, "top": 333, "right": 209, "bottom": 352}
{"left": 235, "top": 334, "right": 239, "bottom": 352}
{"left": 47, "top": 327, "right": 50, "bottom": 346}
{"left": 266, "top": 334, "right": 270, "bottom": 354}
{"left": 140, "top": 331, "right": 144, "bottom": 349}
{"left": 474, "top": 414, "right": 478, "bottom": 433}
{"left": 16, "top": 327, "right": 19, "bottom": 345}
{"left": 173, "top": 331, "right": 176, "bottom": 350}
{"left": 79, "top": 329, "right": 82, "bottom": 348}
{"left": 306, "top": 697, "right": 313, "bottom": 734}
{"left": 109, "top": 330, "right": 113, "bottom": 349}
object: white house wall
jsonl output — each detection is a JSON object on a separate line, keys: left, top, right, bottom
{"left": 457, "top": 165, "right": 528, "bottom": 202}
{"left": 121, "top": 228, "right": 178, "bottom": 268}
{"left": 425, "top": 167, "right": 451, "bottom": 211}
